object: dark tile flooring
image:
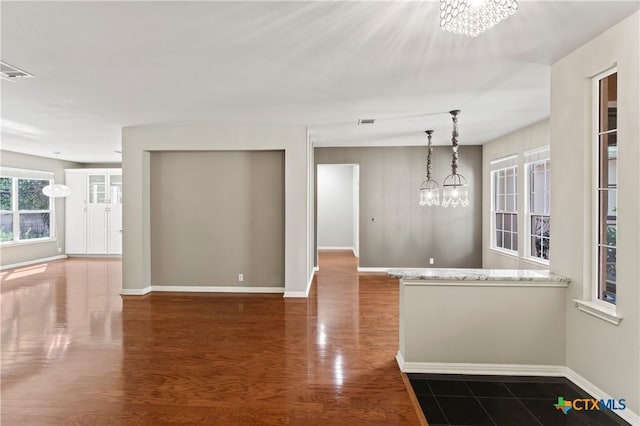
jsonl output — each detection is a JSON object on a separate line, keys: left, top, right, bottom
{"left": 408, "top": 374, "right": 631, "bottom": 426}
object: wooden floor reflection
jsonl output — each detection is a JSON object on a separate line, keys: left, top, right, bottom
{"left": 1, "top": 252, "right": 419, "bottom": 425}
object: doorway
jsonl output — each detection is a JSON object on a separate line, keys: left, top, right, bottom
{"left": 316, "top": 164, "right": 359, "bottom": 261}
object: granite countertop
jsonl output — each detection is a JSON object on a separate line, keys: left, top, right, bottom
{"left": 387, "top": 268, "right": 570, "bottom": 282}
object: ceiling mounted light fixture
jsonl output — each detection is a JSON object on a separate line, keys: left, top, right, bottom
{"left": 42, "top": 152, "right": 71, "bottom": 198}
{"left": 419, "top": 130, "right": 440, "bottom": 207}
{"left": 441, "top": 110, "right": 469, "bottom": 208}
{"left": 440, "top": 0, "right": 519, "bottom": 38}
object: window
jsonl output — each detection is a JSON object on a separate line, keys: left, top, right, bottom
{"left": 595, "top": 70, "right": 617, "bottom": 305}
{"left": 525, "top": 150, "right": 550, "bottom": 262}
{"left": 0, "top": 168, "right": 54, "bottom": 244}
{"left": 492, "top": 163, "right": 518, "bottom": 252}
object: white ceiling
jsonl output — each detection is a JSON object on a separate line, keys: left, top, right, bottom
{"left": 1, "top": 1, "right": 638, "bottom": 163}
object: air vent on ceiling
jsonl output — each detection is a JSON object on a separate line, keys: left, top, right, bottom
{"left": 1, "top": 61, "right": 34, "bottom": 81}
{"left": 358, "top": 118, "right": 375, "bottom": 125}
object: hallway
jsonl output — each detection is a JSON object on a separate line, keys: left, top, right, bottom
{"left": 1, "top": 252, "right": 419, "bottom": 425}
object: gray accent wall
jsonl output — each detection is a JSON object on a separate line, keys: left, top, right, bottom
{"left": 0, "top": 150, "right": 81, "bottom": 267}
{"left": 315, "top": 145, "right": 482, "bottom": 268}
{"left": 150, "top": 151, "right": 284, "bottom": 287}
{"left": 551, "top": 11, "right": 639, "bottom": 416}
{"left": 122, "top": 123, "right": 312, "bottom": 296}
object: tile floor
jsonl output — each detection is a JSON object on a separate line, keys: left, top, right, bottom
{"left": 408, "top": 374, "right": 630, "bottom": 426}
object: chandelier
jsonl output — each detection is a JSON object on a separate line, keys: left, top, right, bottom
{"left": 419, "top": 130, "right": 440, "bottom": 207}
{"left": 441, "top": 110, "right": 469, "bottom": 208}
{"left": 440, "top": 0, "right": 519, "bottom": 38}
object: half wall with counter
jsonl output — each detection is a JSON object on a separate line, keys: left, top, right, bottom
{"left": 390, "top": 268, "right": 570, "bottom": 376}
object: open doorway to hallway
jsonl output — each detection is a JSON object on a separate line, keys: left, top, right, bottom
{"left": 316, "top": 164, "right": 359, "bottom": 265}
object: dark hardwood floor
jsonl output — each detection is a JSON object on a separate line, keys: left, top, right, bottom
{"left": 1, "top": 251, "right": 419, "bottom": 425}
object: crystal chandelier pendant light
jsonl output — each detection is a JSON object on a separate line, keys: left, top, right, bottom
{"left": 419, "top": 130, "right": 440, "bottom": 207}
{"left": 440, "top": 0, "right": 519, "bottom": 38}
{"left": 441, "top": 110, "right": 469, "bottom": 208}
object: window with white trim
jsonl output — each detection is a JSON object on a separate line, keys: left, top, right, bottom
{"left": 0, "top": 168, "right": 54, "bottom": 243}
{"left": 595, "top": 70, "right": 617, "bottom": 305}
{"left": 491, "top": 160, "right": 518, "bottom": 253}
{"left": 525, "top": 149, "right": 550, "bottom": 262}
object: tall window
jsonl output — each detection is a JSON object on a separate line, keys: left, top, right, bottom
{"left": 595, "top": 70, "right": 617, "bottom": 304}
{"left": 492, "top": 164, "right": 518, "bottom": 252}
{"left": 526, "top": 151, "right": 550, "bottom": 262}
{"left": 0, "top": 168, "right": 53, "bottom": 243}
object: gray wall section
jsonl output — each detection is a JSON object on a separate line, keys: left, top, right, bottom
{"left": 315, "top": 145, "right": 482, "bottom": 268}
{"left": 317, "top": 164, "right": 354, "bottom": 249}
{"left": 0, "top": 150, "right": 82, "bottom": 267}
{"left": 150, "top": 151, "right": 285, "bottom": 287}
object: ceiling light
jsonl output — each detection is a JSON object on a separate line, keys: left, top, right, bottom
{"left": 441, "top": 110, "right": 469, "bottom": 208}
{"left": 419, "top": 130, "right": 440, "bottom": 207}
{"left": 440, "top": 0, "right": 519, "bottom": 38}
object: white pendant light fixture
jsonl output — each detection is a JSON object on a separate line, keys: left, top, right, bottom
{"left": 419, "top": 130, "right": 440, "bottom": 207}
{"left": 43, "top": 184, "right": 71, "bottom": 198}
{"left": 440, "top": 0, "right": 519, "bottom": 38}
{"left": 441, "top": 110, "right": 469, "bottom": 208}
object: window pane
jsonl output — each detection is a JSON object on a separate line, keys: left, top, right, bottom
{"left": 512, "top": 232, "right": 518, "bottom": 252}
{"left": 599, "top": 246, "right": 616, "bottom": 303}
{"left": 18, "top": 179, "right": 49, "bottom": 210}
{"left": 504, "top": 214, "right": 511, "bottom": 232}
{"left": 496, "top": 231, "right": 503, "bottom": 248}
{"left": 600, "top": 133, "right": 617, "bottom": 189}
{"left": 506, "top": 194, "right": 515, "bottom": 212}
{"left": 89, "top": 175, "right": 106, "bottom": 204}
{"left": 0, "top": 213, "right": 13, "bottom": 241}
{"left": 599, "top": 73, "right": 617, "bottom": 132}
{"left": 511, "top": 214, "right": 518, "bottom": 233}
{"left": 506, "top": 175, "right": 515, "bottom": 194}
{"left": 498, "top": 194, "right": 505, "bottom": 211}
{"left": 496, "top": 213, "right": 503, "bottom": 231}
{"left": 19, "top": 212, "right": 50, "bottom": 239}
{"left": 503, "top": 232, "right": 512, "bottom": 250}
{"left": 0, "top": 177, "right": 11, "bottom": 210}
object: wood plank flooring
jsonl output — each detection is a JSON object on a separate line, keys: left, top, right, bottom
{"left": 1, "top": 251, "right": 419, "bottom": 425}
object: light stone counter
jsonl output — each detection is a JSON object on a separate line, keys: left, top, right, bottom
{"left": 388, "top": 268, "right": 570, "bottom": 282}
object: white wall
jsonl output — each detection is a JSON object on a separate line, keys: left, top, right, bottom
{"left": 482, "top": 120, "right": 550, "bottom": 270}
{"left": 551, "top": 11, "right": 639, "bottom": 418}
{"left": 317, "top": 164, "right": 355, "bottom": 251}
{"left": 121, "top": 123, "right": 312, "bottom": 297}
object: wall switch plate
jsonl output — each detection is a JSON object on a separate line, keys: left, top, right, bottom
{"left": 238, "top": 273, "right": 244, "bottom": 282}
{"left": 429, "top": 258, "right": 434, "bottom": 265}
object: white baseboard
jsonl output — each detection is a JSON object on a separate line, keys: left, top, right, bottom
{"left": 395, "top": 355, "right": 638, "bottom": 425}
{"left": 1, "top": 255, "right": 67, "bottom": 271}
{"left": 284, "top": 272, "right": 315, "bottom": 298}
{"left": 318, "top": 246, "right": 354, "bottom": 251}
{"left": 120, "top": 286, "right": 152, "bottom": 296}
{"left": 397, "top": 359, "right": 565, "bottom": 377}
{"left": 358, "top": 266, "right": 390, "bottom": 273}
{"left": 120, "top": 285, "right": 284, "bottom": 296}
{"left": 151, "top": 285, "right": 284, "bottom": 293}
{"left": 565, "top": 367, "right": 639, "bottom": 425}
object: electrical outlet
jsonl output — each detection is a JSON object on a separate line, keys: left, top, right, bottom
{"left": 429, "top": 258, "right": 435, "bottom": 265}
{"left": 58, "top": 247, "right": 63, "bottom": 254}
{"left": 238, "top": 273, "right": 244, "bottom": 282}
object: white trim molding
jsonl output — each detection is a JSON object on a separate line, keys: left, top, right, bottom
{"left": 566, "top": 368, "right": 639, "bottom": 426}
{"left": 318, "top": 246, "right": 354, "bottom": 251}
{"left": 120, "top": 287, "right": 151, "bottom": 296}
{"left": 151, "top": 286, "right": 284, "bottom": 293}
{"left": 1, "top": 255, "right": 67, "bottom": 271}
{"left": 120, "top": 286, "right": 285, "bottom": 296}
{"left": 396, "top": 358, "right": 565, "bottom": 377}
{"left": 357, "top": 266, "right": 390, "bottom": 273}
{"left": 574, "top": 299, "right": 623, "bottom": 325}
